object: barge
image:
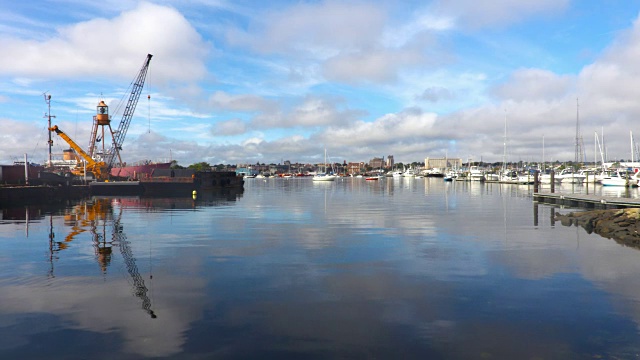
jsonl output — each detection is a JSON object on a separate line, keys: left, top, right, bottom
{"left": 89, "top": 169, "right": 244, "bottom": 196}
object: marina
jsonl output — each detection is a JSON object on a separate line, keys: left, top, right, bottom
{"left": 5, "top": 3, "right": 640, "bottom": 358}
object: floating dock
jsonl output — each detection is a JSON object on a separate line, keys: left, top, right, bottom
{"left": 534, "top": 192, "right": 640, "bottom": 209}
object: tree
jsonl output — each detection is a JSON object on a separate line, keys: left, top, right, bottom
{"left": 188, "top": 162, "right": 212, "bottom": 172}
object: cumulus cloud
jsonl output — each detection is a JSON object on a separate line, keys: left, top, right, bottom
{"left": 321, "top": 107, "right": 437, "bottom": 147}
{"left": 225, "top": 1, "right": 386, "bottom": 55}
{"left": 323, "top": 46, "right": 426, "bottom": 84}
{"left": 492, "top": 69, "right": 575, "bottom": 102}
{"left": 207, "top": 91, "right": 275, "bottom": 112}
{"left": 417, "top": 86, "right": 455, "bottom": 103}
{"left": 225, "top": 1, "right": 448, "bottom": 85}
{"left": 251, "top": 95, "right": 364, "bottom": 129}
{"left": 431, "top": 0, "right": 570, "bottom": 29}
{"left": 0, "top": 2, "right": 208, "bottom": 85}
{"left": 213, "top": 118, "right": 247, "bottom": 136}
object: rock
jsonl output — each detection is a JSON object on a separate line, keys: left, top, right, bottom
{"left": 555, "top": 208, "right": 640, "bottom": 249}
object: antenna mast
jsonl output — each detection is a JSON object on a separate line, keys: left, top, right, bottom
{"left": 43, "top": 93, "right": 56, "bottom": 168}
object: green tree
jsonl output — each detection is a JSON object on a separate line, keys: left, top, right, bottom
{"left": 188, "top": 162, "right": 212, "bottom": 172}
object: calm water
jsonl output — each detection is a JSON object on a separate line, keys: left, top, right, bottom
{"left": 2, "top": 178, "right": 640, "bottom": 359}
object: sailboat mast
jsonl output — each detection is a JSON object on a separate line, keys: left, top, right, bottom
{"left": 502, "top": 109, "right": 507, "bottom": 173}
{"left": 542, "top": 135, "right": 545, "bottom": 172}
{"left": 574, "top": 98, "right": 581, "bottom": 166}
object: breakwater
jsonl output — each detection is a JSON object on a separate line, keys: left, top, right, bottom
{"left": 556, "top": 208, "right": 640, "bottom": 249}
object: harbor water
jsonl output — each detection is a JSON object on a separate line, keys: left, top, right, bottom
{"left": 2, "top": 178, "right": 640, "bottom": 358}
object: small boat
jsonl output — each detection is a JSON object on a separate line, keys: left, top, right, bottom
{"left": 469, "top": 166, "right": 485, "bottom": 182}
{"left": 601, "top": 170, "right": 639, "bottom": 187}
{"left": 555, "top": 168, "right": 584, "bottom": 184}
{"left": 402, "top": 167, "right": 416, "bottom": 177}
{"left": 443, "top": 169, "right": 458, "bottom": 181}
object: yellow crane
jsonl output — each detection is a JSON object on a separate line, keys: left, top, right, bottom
{"left": 49, "top": 125, "right": 108, "bottom": 180}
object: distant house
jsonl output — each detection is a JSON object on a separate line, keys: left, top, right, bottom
{"left": 347, "top": 162, "right": 364, "bottom": 175}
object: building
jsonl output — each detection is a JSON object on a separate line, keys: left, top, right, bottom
{"left": 425, "top": 157, "right": 462, "bottom": 170}
{"left": 369, "top": 157, "right": 384, "bottom": 169}
{"left": 347, "top": 162, "right": 364, "bottom": 175}
{"left": 386, "top": 155, "right": 394, "bottom": 169}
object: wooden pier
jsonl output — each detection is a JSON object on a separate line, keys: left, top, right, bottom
{"left": 534, "top": 192, "right": 640, "bottom": 209}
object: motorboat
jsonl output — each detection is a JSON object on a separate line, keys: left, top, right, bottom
{"left": 601, "top": 170, "right": 639, "bottom": 187}
{"left": 402, "top": 167, "right": 416, "bottom": 177}
{"left": 469, "top": 166, "right": 485, "bottom": 181}
{"left": 500, "top": 170, "right": 534, "bottom": 184}
{"left": 555, "top": 168, "right": 585, "bottom": 184}
{"left": 443, "top": 169, "right": 458, "bottom": 181}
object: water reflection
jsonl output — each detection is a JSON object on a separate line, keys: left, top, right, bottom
{"left": 0, "top": 190, "right": 243, "bottom": 358}
{"left": 4, "top": 180, "right": 640, "bottom": 358}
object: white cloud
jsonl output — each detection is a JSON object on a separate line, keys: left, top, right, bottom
{"left": 0, "top": 2, "right": 208, "bottom": 86}
{"left": 417, "top": 86, "right": 455, "bottom": 103}
{"left": 431, "top": 0, "right": 570, "bottom": 29}
{"left": 207, "top": 91, "right": 274, "bottom": 112}
{"left": 492, "top": 69, "right": 575, "bottom": 102}
{"left": 321, "top": 107, "right": 438, "bottom": 147}
{"left": 251, "top": 95, "right": 363, "bottom": 129}
{"left": 225, "top": 1, "right": 386, "bottom": 56}
{"left": 213, "top": 118, "right": 247, "bottom": 136}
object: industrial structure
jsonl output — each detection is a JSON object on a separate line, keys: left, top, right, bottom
{"left": 48, "top": 54, "right": 153, "bottom": 181}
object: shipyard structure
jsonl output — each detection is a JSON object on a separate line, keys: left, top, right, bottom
{"left": 1, "top": 54, "right": 243, "bottom": 203}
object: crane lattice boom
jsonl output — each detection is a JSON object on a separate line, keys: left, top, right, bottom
{"left": 104, "top": 54, "right": 153, "bottom": 170}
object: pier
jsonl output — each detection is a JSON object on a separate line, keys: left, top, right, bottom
{"left": 534, "top": 192, "right": 640, "bottom": 209}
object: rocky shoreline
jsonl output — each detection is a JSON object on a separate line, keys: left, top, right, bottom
{"left": 555, "top": 208, "right": 640, "bottom": 248}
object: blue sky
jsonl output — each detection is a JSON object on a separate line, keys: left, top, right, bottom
{"left": 2, "top": 0, "right": 640, "bottom": 166}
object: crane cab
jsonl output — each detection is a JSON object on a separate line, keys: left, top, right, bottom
{"left": 96, "top": 100, "right": 110, "bottom": 126}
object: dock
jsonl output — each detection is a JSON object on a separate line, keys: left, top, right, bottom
{"left": 534, "top": 192, "right": 640, "bottom": 209}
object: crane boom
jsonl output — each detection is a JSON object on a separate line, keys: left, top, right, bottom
{"left": 105, "top": 54, "right": 153, "bottom": 170}
{"left": 49, "top": 125, "right": 107, "bottom": 180}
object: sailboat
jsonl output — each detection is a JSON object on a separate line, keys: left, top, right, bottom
{"left": 313, "top": 148, "right": 336, "bottom": 182}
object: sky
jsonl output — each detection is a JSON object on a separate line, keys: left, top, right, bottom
{"left": 2, "top": 0, "right": 640, "bottom": 167}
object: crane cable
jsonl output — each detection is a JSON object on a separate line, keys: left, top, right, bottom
{"left": 147, "top": 65, "right": 151, "bottom": 134}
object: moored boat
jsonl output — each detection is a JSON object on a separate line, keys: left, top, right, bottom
{"left": 601, "top": 170, "right": 639, "bottom": 187}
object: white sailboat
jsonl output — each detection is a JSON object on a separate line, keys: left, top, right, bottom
{"left": 313, "top": 148, "right": 336, "bottom": 182}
